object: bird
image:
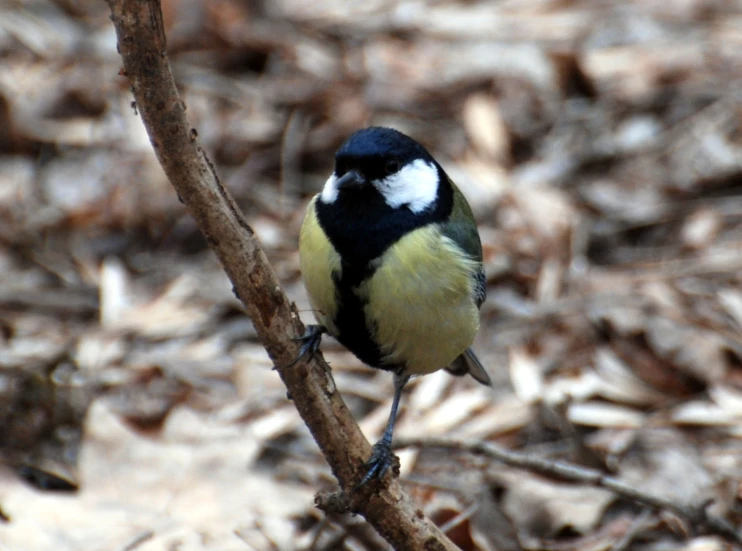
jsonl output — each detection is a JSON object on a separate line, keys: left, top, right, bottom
{"left": 297, "top": 126, "right": 490, "bottom": 487}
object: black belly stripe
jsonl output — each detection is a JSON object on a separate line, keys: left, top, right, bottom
{"left": 332, "top": 262, "right": 389, "bottom": 370}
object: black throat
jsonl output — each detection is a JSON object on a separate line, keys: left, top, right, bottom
{"left": 314, "top": 167, "right": 454, "bottom": 368}
{"left": 315, "top": 167, "right": 453, "bottom": 276}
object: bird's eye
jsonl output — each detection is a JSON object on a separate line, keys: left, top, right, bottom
{"left": 384, "top": 159, "right": 400, "bottom": 174}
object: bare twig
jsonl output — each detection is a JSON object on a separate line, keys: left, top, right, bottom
{"left": 439, "top": 503, "right": 479, "bottom": 536}
{"left": 611, "top": 509, "right": 652, "bottom": 551}
{"left": 396, "top": 437, "right": 741, "bottom": 545}
{"left": 104, "top": 1, "right": 458, "bottom": 549}
{"left": 115, "top": 531, "right": 155, "bottom": 551}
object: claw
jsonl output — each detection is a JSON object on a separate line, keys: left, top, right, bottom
{"left": 356, "top": 439, "right": 397, "bottom": 489}
{"left": 280, "top": 325, "right": 326, "bottom": 369}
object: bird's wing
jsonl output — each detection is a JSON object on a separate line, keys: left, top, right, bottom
{"left": 438, "top": 176, "right": 486, "bottom": 308}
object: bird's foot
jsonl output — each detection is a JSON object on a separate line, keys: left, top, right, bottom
{"left": 281, "top": 325, "right": 326, "bottom": 369}
{"left": 356, "top": 438, "right": 399, "bottom": 489}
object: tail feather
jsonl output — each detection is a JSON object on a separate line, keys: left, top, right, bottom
{"left": 445, "top": 348, "right": 491, "bottom": 386}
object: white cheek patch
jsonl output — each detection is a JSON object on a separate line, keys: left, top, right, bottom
{"left": 320, "top": 173, "right": 339, "bottom": 204}
{"left": 375, "top": 159, "right": 439, "bottom": 213}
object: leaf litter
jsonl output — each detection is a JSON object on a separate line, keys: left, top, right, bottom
{"left": 0, "top": 0, "right": 741, "bottom": 549}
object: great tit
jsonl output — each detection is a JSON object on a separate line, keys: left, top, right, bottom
{"left": 297, "top": 126, "right": 490, "bottom": 486}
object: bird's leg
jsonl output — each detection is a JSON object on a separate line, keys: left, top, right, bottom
{"left": 282, "top": 325, "right": 326, "bottom": 369}
{"left": 357, "top": 372, "right": 411, "bottom": 488}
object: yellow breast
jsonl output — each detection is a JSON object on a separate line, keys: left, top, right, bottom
{"left": 299, "top": 197, "right": 341, "bottom": 335}
{"left": 360, "top": 225, "right": 480, "bottom": 375}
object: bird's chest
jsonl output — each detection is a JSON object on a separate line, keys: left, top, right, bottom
{"left": 333, "top": 226, "right": 479, "bottom": 373}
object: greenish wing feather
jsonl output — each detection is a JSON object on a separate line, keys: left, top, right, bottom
{"left": 440, "top": 179, "right": 482, "bottom": 262}
{"left": 439, "top": 177, "right": 486, "bottom": 308}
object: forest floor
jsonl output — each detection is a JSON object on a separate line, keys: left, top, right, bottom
{"left": 1, "top": 1, "right": 741, "bottom": 550}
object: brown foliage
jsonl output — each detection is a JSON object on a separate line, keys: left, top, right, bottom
{"left": 1, "top": 0, "right": 741, "bottom": 550}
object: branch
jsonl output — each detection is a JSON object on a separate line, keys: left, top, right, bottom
{"left": 104, "top": 1, "right": 458, "bottom": 549}
{"left": 396, "top": 437, "right": 742, "bottom": 545}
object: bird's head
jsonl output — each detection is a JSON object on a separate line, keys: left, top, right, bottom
{"left": 320, "top": 127, "right": 442, "bottom": 214}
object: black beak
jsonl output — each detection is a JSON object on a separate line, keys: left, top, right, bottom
{"left": 335, "top": 170, "right": 366, "bottom": 190}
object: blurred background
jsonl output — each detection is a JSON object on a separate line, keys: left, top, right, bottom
{"left": 1, "top": 0, "right": 742, "bottom": 550}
